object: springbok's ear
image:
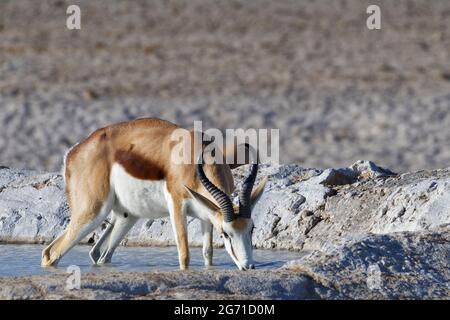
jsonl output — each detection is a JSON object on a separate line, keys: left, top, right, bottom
{"left": 251, "top": 177, "right": 268, "bottom": 208}
{"left": 184, "top": 186, "right": 220, "bottom": 212}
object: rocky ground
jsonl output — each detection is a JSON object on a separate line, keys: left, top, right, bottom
{"left": 0, "top": 229, "right": 448, "bottom": 299}
{"left": 0, "top": 162, "right": 448, "bottom": 299}
{"left": 1, "top": 0, "right": 450, "bottom": 172}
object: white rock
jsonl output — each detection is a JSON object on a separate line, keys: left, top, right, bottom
{"left": 0, "top": 163, "right": 449, "bottom": 253}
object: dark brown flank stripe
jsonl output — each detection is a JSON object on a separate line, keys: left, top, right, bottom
{"left": 114, "top": 150, "right": 165, "bottom": 180}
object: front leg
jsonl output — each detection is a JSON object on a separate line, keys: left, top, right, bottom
{"left": 201, "top": 220, "right": 213, "bottom": 267}
{"left": 166, "top": 191, "right": 190, "bottom": 270}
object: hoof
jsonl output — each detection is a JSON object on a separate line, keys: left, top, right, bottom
{"left": 41, "top": 252, "right": 58, "bottom": 267}
{"left": 204, "top": 260, "right": 213, "bottom": 268}
{"left": 96, "top": 256, "right": 112, "bottom": 265}
{"left": 89, "top": 247, "right": 100, "bottom": 264}
{"left": 89, "top": 245, "right": 112, "bottom": 264}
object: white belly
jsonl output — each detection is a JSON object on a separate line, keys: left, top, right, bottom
{"left": 110, "top": 164, "right": 169, "bottom": 219}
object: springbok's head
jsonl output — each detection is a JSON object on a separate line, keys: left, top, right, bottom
{"left": 185, "top": 155, "right": 267, "bottom": 271}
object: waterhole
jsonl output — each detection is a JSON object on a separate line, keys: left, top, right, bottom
{"left": 0, "top": 244, "right": 306, "bottom": 277}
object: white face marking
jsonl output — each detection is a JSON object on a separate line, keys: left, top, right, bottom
{"left": 110, "top": 164, "right": 169, "bottom": 219}
{"left": 222, "top": 220, "right": 254, "bottom": 270}
{"left": 184, "top": 191, "right": 256, "bottom": 270}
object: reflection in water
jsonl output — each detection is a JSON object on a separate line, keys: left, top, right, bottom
{"left": 0, "top": 244, "right": 306, "bottom": 277}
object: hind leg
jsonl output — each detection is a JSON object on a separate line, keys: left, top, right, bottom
{"left": 89, "top": 210, "right": 138, "bottom": 264}
{"left": 41, "top": 192, "right": 115, "bottom": 267}
{"left": 88, "top": 218, "right": 115, "bottom": 264}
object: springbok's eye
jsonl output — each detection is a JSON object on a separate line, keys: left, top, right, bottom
{"left": 222, "top": 232, "right": 229, "bottom": 239}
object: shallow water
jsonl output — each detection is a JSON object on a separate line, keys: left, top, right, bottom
{"left": 0, "top": 244, "right": 305, "bottom": 277}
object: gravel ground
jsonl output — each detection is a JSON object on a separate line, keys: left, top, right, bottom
{"left": 1, "top": 0, "right": 450, "bottom": 172}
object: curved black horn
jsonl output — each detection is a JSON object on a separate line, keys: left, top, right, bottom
{"left": 196, "top": 152, "right": 235, "bottom": 222}
{"left": 238, "top": 144, "right": 259, "bottom": 219}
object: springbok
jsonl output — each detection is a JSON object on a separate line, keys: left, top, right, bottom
{"left": 41, "top": 118, "right": 267, "bottom": 270}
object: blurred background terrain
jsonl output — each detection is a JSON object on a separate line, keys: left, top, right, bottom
{"left": 0, "top": 0, "right": 449, "bottom": 172}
